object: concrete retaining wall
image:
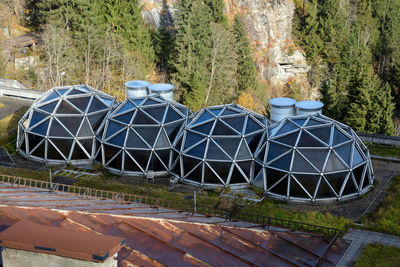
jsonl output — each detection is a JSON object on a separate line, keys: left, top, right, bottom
{"left": 356, "top": 132, "right": 400, "bottom": 147}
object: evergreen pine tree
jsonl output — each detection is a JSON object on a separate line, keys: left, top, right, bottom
{"left": 232, "top": 15, "right": 257, "bottom": 92}
{"left": 206, "top": 0, "right": 227, "bottom": 25}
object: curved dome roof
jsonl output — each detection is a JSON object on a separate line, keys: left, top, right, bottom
{"left": 17, "top": 85, "right": 116, "bottom": 164}
{"left": 254, "top": 114, "right": 374, "bottom": 202}
{"left": 96, "top": 95, "right": 190, "bottom": 176}
{"left": 170, "top": 104, "right": 268, "bottom": 188}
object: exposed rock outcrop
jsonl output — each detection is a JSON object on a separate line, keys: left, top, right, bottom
{"left": 140, "top": 0, "right": 309, "bottom": 86}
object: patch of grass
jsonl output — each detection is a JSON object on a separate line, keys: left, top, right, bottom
{"left": 353, "top": 243, "right": 400, "bottom": 267}
{"left": 0, "top": 106, "right": 28, "bottom": 147}
{"left": 0, "top": 102, "right": 4, "bottom": 108}
{"left": 0, "top": 166, "right": 50, "bottom": 181}
{"left": 362, "top": 176, "right": 400, "bottom": 236}
{"left": 366, "top": 143, "right": 400, "bottom": 159}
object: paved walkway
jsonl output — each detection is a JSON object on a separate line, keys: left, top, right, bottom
{"left": 336, "top": 228, "right": 400, "bottom": 266}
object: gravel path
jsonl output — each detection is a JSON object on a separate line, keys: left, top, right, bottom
{"left": 336, "top": 228, "right": 400, "bottom": 266}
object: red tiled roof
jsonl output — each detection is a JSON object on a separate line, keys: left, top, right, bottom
{"left": 0, "top": 220, "right": 124, "bottom": 262}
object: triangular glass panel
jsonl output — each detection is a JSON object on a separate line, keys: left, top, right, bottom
{"left": 274, "top": 131, "right": 299, "bottom": 146}
{"left": 297, "top": 131, "right": 325, "bottom": 147}
{"left": 292, "top": 152, "right": 319, "bottom": 173}
{"left": 246, "top": 133, "right": 262, "bottom": 153}
{"left": 209, "top": 108, "right": 222, "bottom": 116}
{"left": 77, "top": 118, "right": 93, "bottom": 137}
{"left": 165, "top": 107, "right": 182, "bottom": 123}
{"left": 293, "top": 174, "right": 320, "bottom": 198}
{"left": 108, "top": 129, "right": 127, "bottom": 147}
{"left": 115, "top": 111, "right": 133, "bottom": 124}
{"left": 20, "top": 137, "right": 27, "bottom": 153}
{"left": 193, "top": 121, "right": 214, "bottom": 135}
{"left": 185, "top": 162, "right": 203, "bottom": 182}
{"left": 30, "top": 111, "right": 48, "bottom": 127}
{"left": 51, "top": 138, "right": 73, "bottom": 159}
{"left": 31, "top": 120, "right": 49, "bottom": 135}
{"left": 182, "top": 156, "right": 202, "bottom": 178}
{"left": 333, "top": 127, "right": 350, "bottom": 145}
{"left": 31, "top": 140, "right": 45, "bottom": 158}
{"left": 100, "top": 97, "right": 114, "bottom": 106}
{"left": 214, "top": 138, "right": 241, "bottom": 158}
{"left": 194, "top": 110, "right": 214, "bottom": 125}
{"left": 126, "top": 129, "right": 148, "bottom": 149}
{"left": 28, "top": 133, "right": 42, "bottom": 152}
{"left": 290, "top": 176, "right": 311, "bottom": 198}
{"left": 148, "top": 152, "right": 167, "bottom": 171}
{"left": 353, "top": 164, "right": 365, "bottom": 189}
{"left": 133, "top": 110, "right": 157, "bottom": 125}
{"left": 143, "top": 106, "right": 166, "bottom": 123}
{"left": 165, "top": 123, "right": 182, "bottom": 144}
{"left": 307, "top": 126, "right": 331, "bottom": 145}
{"left": 56, "top": 88, "right": 69, "bottom": 95}
{"left": 134, "top": 127, "right": 158, "bottom": 147}
{"left": 334, "top": 144, "right": 352, "bottom": 166}
{"left": 307, "top": 118, "right": 323, "bottom": 127}
{"left": 105, "top": 122, "right": 125, "bottom": 139}
{"left": 88, "top": 112, "right": 106, "bottom": 131}
{"left": 155, "top": 129, "right": 170, "bottom": 148}
{"left": 229, "top": 165, "right": 248, "bottom": 184}
{"left": 213, "top": 120, "right": 237, "bottom": 135}
{"left": 315, "top": 176, "right": 336, "bottom": 198}
{"left": 39, "top": 101, "right": 58, "bottom": 113}
{"left": 276, "top": 121, "right": 299, "bottom": 136}
{"left": 265, "top": 168, "right": 287, "bottom": 190}
{"left": 187, "top": 141, "right": 207, "bottom": 158}
{"left": 223, "top": 117, "right": 245, "bottom": 133}
{"left": 154, "top": 149, "right": 170, "bottom": 167}
{"left": 78, "top": 139, "right": 92, "bottom": 157}
{"left": 103, "top": 144, "right": 119, "bottom": 163}
{"left": 208, "top": 161, "right": 232, "bottom": 183}
{"left": 291, "top": 119, "right": 307, "bottom": 127}
{"left": 298, "top": 149, "right": 328, "bottom": 171}
{"left": 131, "top": 150, "right": 151, "bottom": 171}
{"left": 131, "top": 98, "right": 144, "bottom": 106}
{"left": 68, "top": 89, "right": 85, "bottom": 96}
{"left": 184, "top": 132, "right": 205, "bottom": 150}
{"left": 269, "top": 152, "right": 292, "bottom": 171}
{"left": 207, "top": 141, "right": 230, "bottom": 160}
{"left": 116, "top": 101, "right": 135, "bottom": 114}
{"left": 142, "top": 99, "right": 160, "bottom": 106}
{"left": 253, "top": 168, "right": 264, "bottom": 189}
{"left": 68, "top": 97, "right": 91, "bottom": 112}
{"left": 43, "top": 91, "right": 60, "bottom": 103}
{"left": 245, "top": 117, "right": 262, "bottom": 134}
{"left": 266, "top": 142, "right": 291, "bottom": 163}
{"left": 88, "top": 97, "right": 107, "bottom": 113}
{"left": 57, "top": 100, "right": 80, "bottom": 114}
{"left": 342, "top": 175, "right": 357, "bottom": 195}
{"left": 268, "top": 174, "right": 288, "bottom": 195}
{"left": 352, "top": 146, "right": 365, "bottom": 167}
{"left": 324, "top": 172, "right": 347, "bottom": 196}
{"left": 204, "top": 164, "right": 223, "bottom": 184}
{"left": 237, "top": 161, "right": 252, "bottom": 180}
{"left": 236, "top": 140, "right": 252, "bottom": 160}
{"left": 58, "top": 117, "right": 81, "bottom": 135}
{"left": 124, "top": 151, "right": 142, "bottom": 172}
{"left": 46, "top": 140, "right": 65, "bottom": 160}
{"left": 325, "top": 151, "right": 348, "bottom": 173}
{"left": 49, "top": 119, "right": 72, "bottom": 137}
{"left": 107, "top": 152, "right": 123, "bottom": 170}
{"left": 361, "top": 167, "right": 370, "bottom": 189}
{"left": 221, "top": 108, "right": 238, "bottom": 116}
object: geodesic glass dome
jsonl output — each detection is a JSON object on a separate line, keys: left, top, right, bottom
{"left": 96, "top": 95, "right": 190, "bottom": 176}
{"left": 170, "top": 104, "right": 268, "bottom": 188}
{"left": 254, "top": 114, "right": 374, "bottom": 203}
{"left": 17, "top": 85, "right": 116, "bottom": 164}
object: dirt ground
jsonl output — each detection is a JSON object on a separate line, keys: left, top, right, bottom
{"left": 283, "top": 160, "right": 400, "bottom": 221}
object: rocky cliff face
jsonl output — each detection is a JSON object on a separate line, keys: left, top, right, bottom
{"left": 140, "top": 0, "right": 309, "bottom": 86}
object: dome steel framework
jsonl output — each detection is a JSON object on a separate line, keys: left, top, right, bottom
{"left": 170, "top": 104, "right": 268, "bottom": 188}
{"left": 95, "top": 95, "right": 190, "bottom": 176}
{"left": 17, "top": 85, "right": 116, "bottom": 165}
{"left": 254, "top": 114, "right": 374, "bottom": 203}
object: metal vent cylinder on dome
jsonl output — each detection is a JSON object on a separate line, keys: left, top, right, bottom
{"left": 269, "top": 97, "right": 296, "bottom": 123}
{"left": 147, "top": 83, "right": 174, "bottom": 102}
{"left": 125, "top": 80, "right": 150, "bottom": 99}
{"left": 295, "top": 100, "right": 324, "bottom": 116}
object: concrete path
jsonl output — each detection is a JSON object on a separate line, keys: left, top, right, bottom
{"left": 336, "top": 228, "right": 400, "bottom": 266}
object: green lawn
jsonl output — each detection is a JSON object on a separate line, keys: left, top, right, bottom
{"left": 366, "top": 143, "right": 400, "bottom": 159}
{"left": 0, "top": 106, "right": 29, "bottom": 152}
{"left": 363, "top": 176, "right": 400, "bottom": 236}
{"left": 353, "top": 243, "right": 400, "bottom": 267}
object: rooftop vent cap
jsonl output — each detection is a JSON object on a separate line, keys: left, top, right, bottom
{"left": 147, "top": 83, "right": 174, "bottom": 102}
{"left": 125, "top": 80, "right": 150, "bottom": 99}
{"left": 269, "top": 97, "right": 297, "bottom": 123}
{"left": 295, "top": 100, "right": 324, "bottom": 116}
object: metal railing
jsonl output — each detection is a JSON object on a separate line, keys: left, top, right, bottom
{"left": 0, "top": 174, "right": 339, "bottom": 236}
